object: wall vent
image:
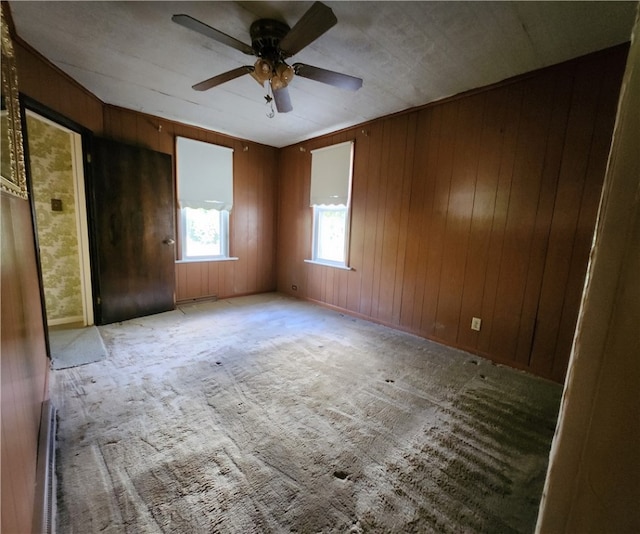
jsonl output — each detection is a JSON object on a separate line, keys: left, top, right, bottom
{"left": 33, "top": 400, "right": 57, "bottom": 534}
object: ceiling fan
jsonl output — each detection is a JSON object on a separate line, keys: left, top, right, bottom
{"left": 172, "top": 2, "right": 363, "bottom": 113}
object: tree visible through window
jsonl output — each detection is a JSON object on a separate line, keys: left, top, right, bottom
{"left": 183, "top": 207, "right": 225, "bottom": 258}
{"left": 314, "top": 206, "right": 347, "bottom": 264}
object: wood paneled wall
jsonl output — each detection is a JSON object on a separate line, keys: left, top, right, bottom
{"left": 1, "top": 193, "right": 49, "bottom": 534}
{"left": 276, "top": 46, "right": 627, "bottom": 383}
{"left": 0, "top": 19, "right": 629, "bottom": 533}
{"left": 15, "top": 40, "right": 104, "bottom": 133}
{"left": 0, "top": 24, "right": 75, "bottom": 534}
{"left": 5, "top": 32, "right": 277, "bottom": 531}
{"left": 14, "top": 38, "right": 279, "bottom": 305}
{"left": 103, "top": 106, "right": 279, "bottom": 301}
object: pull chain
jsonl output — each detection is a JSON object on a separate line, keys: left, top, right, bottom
{"left": 265, "top": 84, "right": 275, "bottom": 118}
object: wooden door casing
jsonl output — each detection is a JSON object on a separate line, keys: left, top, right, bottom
{"left": 91, "top": 137, "right": 175, "bottom": 324}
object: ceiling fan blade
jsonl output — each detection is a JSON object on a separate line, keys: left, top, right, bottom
{"left": 273, "top": 87, "right": 293, "bottom": 113}
{"left": 279, "top": 2, "right": 337, "bottom": 57}
{"left": 293, "top": 63, "right": 363, "bottom": 91}
{"left": 172, "top": 14, "right": 254, "bottom": 55}
{"left": 192, "top": 66, "right": 253, "bottom": 91}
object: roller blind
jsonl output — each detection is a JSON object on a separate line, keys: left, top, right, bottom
{"left": 309, "top": 141, "right": 354, "bottom": 206}
{"left": 176, "top": 136, "right": 234, "bottom": 211}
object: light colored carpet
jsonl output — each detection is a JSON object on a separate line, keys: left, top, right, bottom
{"left": 49, "top": 326, "right": 108, "bottom": 370}
{"left": 51, "top": 293, "right": 561, "bottom": 533}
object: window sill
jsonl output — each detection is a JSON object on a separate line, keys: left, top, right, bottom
{"left": 304, "top": 259, "right": 353, "bottom": 271}
{"left": 176, "top": 257, "right": 239, "bottom": 264}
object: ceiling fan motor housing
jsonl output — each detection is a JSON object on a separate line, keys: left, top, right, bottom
{"left": 250, "top": 19, "right": 291, "bottom": 63}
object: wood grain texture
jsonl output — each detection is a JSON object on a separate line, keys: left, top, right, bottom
{"left": 15, "top": 40, "right": 104, "bottom": 133}
{"left": 102, "top": 106, "right": 279, "bottom": 303}
{"left": 276, "top": 45, "right": 627, "bottom": 382}
{"left": 91, "top": 138, "right": 175, "bottom": 323}
{"left": 1, "top": 193, "right": 49, "bottom": 534}
{"left": 530, "top": 48, "right": 630, "bottom": 381}
{"left": 5, "top": 43, "right": 278, "bottom": 526}
{"left": 2, "top": 33, "right": 628, "bottom": 534}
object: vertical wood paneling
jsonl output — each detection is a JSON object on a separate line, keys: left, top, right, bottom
{"left": 4, "top": 39, "right": 629, "bottom": 534}
{"left": 1, "top": 193, "right": 49, "bottom": 534}
{"left": 6, "top": 35, "right": 101, "bottom": 534}
{"left": 399, "top": 109, "right": 429, "bottom": 329}
{"left": 435, "top": 94, "right": 485, "bottom": 344}
{"left": 376, "top": 116, "right": 407, "bottom": 323}
{"left": 489, "top": 73, "right": 555, "bottom": 362}
{"left": 325, "top": 266, "right": 335, "bottom": 305}
{"left": 529, "top": 54, "right": 612, "bottom": 377}
{"left": 277, "top": 45, "right": 627, "bottom": 382}
{"left": 370, "top": 121, "right": 393, "bottom": 320}
{"left": 392, "top": 113, "right": 417, "bottom": 325}
{"left": 511, "top": 75, "right": 559, "bottom": 367}
{"left": 456, "top": 86, "right": 510, "bottom": 351}
{"left": 357, "top": 121, "right": 385, "bottom": 317}
{"left": 421, "top": 101, "right": 457, "bottom": 337}
{"left": 514, "top": 71, "right": 574, "bottom": 366}
{"left": 102, "top": 107, "right": 278, "bottom": 303}
{"left": 477, "top": 82, "right": 524, "bottom": 356}
{"left": 223, "top": 260, "right": 235, "bottom": 297}
{"left": 545, "top": 50, "right": 628, "bottom": 381}
{"left": 275, "top": 150, "right": 291, "bottom": 292}
{"left": 406, "top": 108, "right": 440, "bottom": 332}
{"left": 10, "top": 20, "right": 279, "bottom": 529}
{"left": 16, "top": 41, "right": 104, "bottom": 133}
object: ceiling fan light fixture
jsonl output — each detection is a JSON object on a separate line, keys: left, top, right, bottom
{"left": 271, "top": 63, "right": 295, "bottom": 91}
{"left": 251, "top": 58, "right": 272, "bottom": 85}
{"left": 270, "top": 76, "right": 285, "bottom": 91}
{"left": 276, "top": 63, "right": 294, "bottom": 84}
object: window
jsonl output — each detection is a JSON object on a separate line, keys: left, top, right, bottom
{"left": 308, "top": 141, "right": 354, "bottom": 269}
{"left": 181, "top": 207, "right": 228, "bottom": 259}
{"left": 176, "top": 137, "right": 233, "bottom": 260}
{"left": 313, "top": 205, "right": 348, "bottom": 265}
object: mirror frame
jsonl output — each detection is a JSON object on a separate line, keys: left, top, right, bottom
{"left": 1, "top": 4, "right": 27, "bottom": 199}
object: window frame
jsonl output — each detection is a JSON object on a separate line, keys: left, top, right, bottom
{"left": 311, "top": 204, "right": 351, "bottom": 268}
{"left": 307, "top": 140, "right": 355, "bottom": 271}
{"left": 175, "top": 136, "right": 234, "bottom": 262}
{"left": 180, "top": 206, "right": 230, "bottom": 261}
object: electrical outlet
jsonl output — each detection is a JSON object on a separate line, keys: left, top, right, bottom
{"left": 471, "top": 317, "right": 482, "bottom": 331}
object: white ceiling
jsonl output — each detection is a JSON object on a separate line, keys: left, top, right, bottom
{"left": 9, "top": 1, "right": 637, "bottom": 148}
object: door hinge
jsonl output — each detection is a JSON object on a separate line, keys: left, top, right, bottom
{"left": 97, "top": 296, "right": 101, "bottom": 305}
{"left": 86, "top": 153, "right": 92, "bottom": 164}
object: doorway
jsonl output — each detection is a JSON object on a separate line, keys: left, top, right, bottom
{"left": 25, "top": 110, "right": 93, "bottom": 327}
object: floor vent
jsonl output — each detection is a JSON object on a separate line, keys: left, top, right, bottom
{"left": 33, "top": 400, "right": 57, "bottom": 534}
{"left": 177, "top": 294, "right": 218, "bottom": 305}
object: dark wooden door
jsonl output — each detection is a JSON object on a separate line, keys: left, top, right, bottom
{"left": 91, "top": 137, "right": 175, "bottom": 324}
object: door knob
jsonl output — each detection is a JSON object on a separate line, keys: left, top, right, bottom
{"left": 163, "top": 238, "right": 175, "bottom": 245}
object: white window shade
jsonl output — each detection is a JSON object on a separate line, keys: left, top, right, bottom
{"left": 176, "top": 137, "right": 234, "bottom": 211}
{"left": 310, "top": 141, "right": 354, "bottom": 206}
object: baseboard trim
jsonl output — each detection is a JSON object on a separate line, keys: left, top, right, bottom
{"left": 47, "top": 315, "right": 83, "bottom": 327}
{"left": 33, "top": 400, "right": 57, "bottom": 534}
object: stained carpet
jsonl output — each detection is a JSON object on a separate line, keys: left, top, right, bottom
{"left": 49, "top": 325, "right": 108, "bottom": 370}
{"left": 51, "top": 293, "right": 561, "bottom": 533}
